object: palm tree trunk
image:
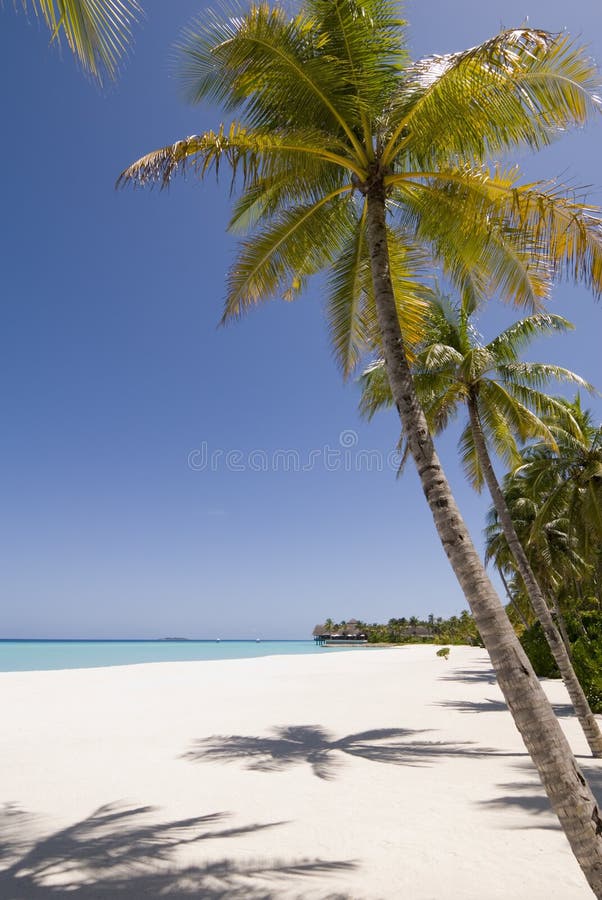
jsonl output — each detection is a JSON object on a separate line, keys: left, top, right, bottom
{"left": 467, "top": 391, "right": 602, "bottom": 758}
{"left": 364, "top": 183, "right": 602, "bottom": 896}
{"left": 550, "top": 592, "right": 575, "bottom": 654}
{"left": 497, "top": 566, "right": 531, "bottom": 629}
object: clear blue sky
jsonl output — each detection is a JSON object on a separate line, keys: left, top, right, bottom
{"left": 1, "top": 0, "right": 601, "bottom": 638}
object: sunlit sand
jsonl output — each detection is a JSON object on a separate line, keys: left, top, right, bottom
{"left": 0, "top": 645, "right": 599, "bottom": 898}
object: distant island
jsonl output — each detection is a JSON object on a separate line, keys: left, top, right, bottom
{"left": 160, "top": 637, "right": 190, "bottom": 642}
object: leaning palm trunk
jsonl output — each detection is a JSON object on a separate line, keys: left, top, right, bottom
{"left": 466, "top": 393, "right": 602, "bottom": 758}
{"left": 498, "top": 566, "right": 531, "bottom": 629}
{"left": 550, "top": 591, "right": 576, "bottom": 653}
{"left": 365, "top": 185, "right": 602, "bottom": 894}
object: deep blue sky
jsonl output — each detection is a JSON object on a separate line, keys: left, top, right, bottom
{"left": 1, "top": 0, "right": 601, "bottom": 638}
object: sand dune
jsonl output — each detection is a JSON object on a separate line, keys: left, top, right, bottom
{"left": 0, "top": 645, "right": 600, "bottom": 898}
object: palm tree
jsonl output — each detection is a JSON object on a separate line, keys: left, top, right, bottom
{"left": 360, "top": 297, "right": 602, "bottom": 756}
{"left": 118, "top": 3, "right": 602, "bottom": 889}
{"left": 14, "top": 0, "right": 141, "bottom": 82}
{"left": 487, "top": 399, "right": 602, "bottom": 629}
{"left": 485, "top": 401, "right": 602, "bottom": 716}
{"left": 518, "top": 399, "right": 602, "bottom": 557}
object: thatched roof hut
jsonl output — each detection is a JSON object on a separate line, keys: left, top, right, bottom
{"left": 313, "top": 620, "right": 367, "bottom": 643}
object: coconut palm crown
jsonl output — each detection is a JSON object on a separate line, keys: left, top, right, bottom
{"left": 119, "top": 1, "right": 602, "bottom": 373}
{"left": 487, "top": 397, "right": 602, "bottom": 577}
{"left": 359, "top": 299, "right": 593, "bottom": 489}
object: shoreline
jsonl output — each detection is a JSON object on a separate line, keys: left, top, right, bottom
{"left": 1, "top": 645, "right": 599, "bottom": 898}
{"left": 0, "top": 639, "right": 341, "bottom": 674}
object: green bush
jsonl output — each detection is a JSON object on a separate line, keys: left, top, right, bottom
{"left": 571, "top": 640, "right": 602, "bottom": 713}
{"left": 571, "top": 612, "right": 602, "bottom": 714}
{"left": 520, "top": 617, "right": 602, "bottom": 714}
{"left": 519, "top": 623, "right": 557, "bottom": 678}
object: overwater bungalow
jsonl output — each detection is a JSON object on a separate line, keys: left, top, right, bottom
{"left": 313, "top": 619, "right": 368, "bottom": 646}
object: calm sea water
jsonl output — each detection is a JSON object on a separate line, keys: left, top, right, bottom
{"left": 0, "top": 640, "right": 346, "bottom": 672}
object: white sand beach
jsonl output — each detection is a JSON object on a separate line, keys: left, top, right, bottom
{"left": 1, "top": 645, "right": 600, "bottom": 899}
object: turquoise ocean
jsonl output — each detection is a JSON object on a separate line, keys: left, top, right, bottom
{"left": 0, "top": 640, "right": 346, "bottom": 672}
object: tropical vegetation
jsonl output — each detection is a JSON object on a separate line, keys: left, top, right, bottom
{"left": 359, "top": 298, "right": 602, "bottom": 756}
{"left": 118, "top": 2, "right": 602, "bottom": 891}
{"left": 486, "top": 398, "right": 602, "bottom": 714}
{"left": 320, "top": 612, "right": 481, "bottom": 646}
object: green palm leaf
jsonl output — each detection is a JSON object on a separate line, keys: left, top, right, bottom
{"left": 117, "top": 123, "right": 361, "bottom": 189}
{"left": 503, "top": 184, "right": 602, "bottom": 298}
{"left": 305, "top": 0, "right": 406, "bottom": 146}
{"left": 176, "top": 3, "right": 367, "bottom": 160}
{"left": 224, "top": 190, "right": 354, "bottom": 320}
{"left": 498, "top": 363, "right": 594, "bottom": 394}
{"left": 328, "top": 221, "right": 432, "bottom": 376}
{"left": 458, "top": 422, "right": 484, "bottom": 489}
{"left": 327, "top": 203, "right": 371, "bottom": 376}
{"left": 384, "top": 30, "right": 601, "bottom": 168}
{"left": 393, "top": 170, "right": 602, "bottom": 300}
{"left": 358, "top": 295, "right": 593, "bottom": 493}
{"left": 229, "top": 164, "right": 346, "bottom": 233}
{"left": 19, "top": 0, "right": 141, "bottom": 83}
{"left": 478, "top": 380, "right": 551, "bottom": 454}
{"left": 358, "top": 360, "right": 392, "bottom": 419}
{"left": 486, "top": 314, "right": 574, "bottom": 361}
{"left": 393, "top": 174, "right": 552, "bottom": 309}
{"left": 504, "top": 385, "right": 588, "bottom": 440}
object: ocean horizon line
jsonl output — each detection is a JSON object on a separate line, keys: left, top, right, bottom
{"left": 0, "top": 637, "right": 309, "bottom": 643}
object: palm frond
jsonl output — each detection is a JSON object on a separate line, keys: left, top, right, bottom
{"left": 19, "top": 0, "right": 141, "bottom": 82}
{"left": 498, "top": 363, "right": 595, "bottom": 394}
{"left": 392, "top": 174, "right": 552, "bottom": 309}
{"left": 347, "top": 228, "right": 434, "bottom": 370}
{"left": 503, "top": 183, "right": 602, "bottom": 298}
{"left": 327, "top": 202, "right": 372, "bottom": 376}
{"left": 486, "top": 314, "right": 574, "bottom": 361}
{"left": 505, "top": 386, "right": 587, "bottom": 441}
{"left": 358, "top": 360, "right": 394, "bottom": 419}
{"left": 229, "top": 164, "right": 346, "bottom": 232}
{"left": 419, "top": 381, "right": 464, "bottom": 433}
{"left": 458, "top": 422, "right": 484, "bottom": 490}
{"left": 117, "top": 124, "right": 362, "bottom": 190}
{"left": 359, "top": 356, "right": 462, "bottom": 430}
{"left": 305, "top": 0, "right": 406, "bottom": 143}
{"left": 223, "top": 189, "right": 354, "bottom": 320}
{"left": 384, "top": 30, "right": 601, "bottom": 167}
{"left": 176, "top": 3, "right": 367, "bottom": 160}
{"left": 461, "top": 347, "right": 495, "bottom": 384}
{"left": 417, "top": 342, "right": 464, "bottom": 371}
{"left": 375, "top": 229, "right": 433, "bottom": 353}
{"left": 395, "top": 169, "right": 602, "bottom": 300}
{"left": 479, "top": 380, "right": 552, "bottom": 455}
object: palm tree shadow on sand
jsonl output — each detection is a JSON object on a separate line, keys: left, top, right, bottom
{"left": 182, "top": 725, "right": 518, "bottom": 780}
{"left": 439, "top": 666, "right": 498, "bottom": 686}
{"left": 479, "top": 761, "right": 602, "bottom": 831}
{"left": 438, "top": 698, "right": 576, "bottom": 718}
{"left": 0, "top": 803, "right": 356, "bottom": 898}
